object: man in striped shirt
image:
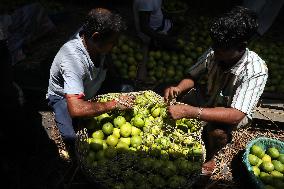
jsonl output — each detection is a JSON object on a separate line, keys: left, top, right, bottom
{"left": 164, "top": 6, "right": 268, "bottom": 176}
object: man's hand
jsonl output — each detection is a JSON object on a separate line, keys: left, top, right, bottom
{"left": 115, "top": 95, "right": 135, "bottom": 110}
{"left": 167, "top": 104, "right": 199, "bottom": 120}
{"left": 164, "top": 86, "right": 182, "bottom": 103}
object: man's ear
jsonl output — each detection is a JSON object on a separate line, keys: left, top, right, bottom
{"left": 91, "top": 32, "right": 100, "bottom": 41}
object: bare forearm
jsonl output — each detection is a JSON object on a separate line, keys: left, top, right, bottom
{"left": 177, "top": 78, "right": 195, "bottom": 92}
{"left": 68, "top": 100, "right": 116, "bottom": 118}
{"left": 200, "top": 107, "right": 245, "bottom": 125}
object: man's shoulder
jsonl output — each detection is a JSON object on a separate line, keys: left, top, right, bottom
{"left": 247, "top": 49, "right": 268, "bottom": 73}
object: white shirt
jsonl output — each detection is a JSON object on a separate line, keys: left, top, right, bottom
{"left": 47, "top": 30, "right": 107, "bottom": 100}
{"left": 188, "top": 48, "right": 268, "bottom": 119}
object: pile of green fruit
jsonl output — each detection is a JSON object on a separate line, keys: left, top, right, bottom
{"left": 76, "top": 91, "right": 204, "bottom": 189}
{"left": 248, "top": 144, "right": 284, "bottom": 189}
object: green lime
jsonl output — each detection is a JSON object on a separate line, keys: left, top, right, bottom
{"left": 267, "top": 147, "right": 280, "bottom": 159}
{"left": 102, "top": 122, "right": 114, "bottom": 135}
{"left": 251, "top": 145, "right": 265, "bottom": 158}
{"left": 106, "top": 135, "right": 119, "bottom": 147}
{"left": 92, "top": 130, "right": 104, "bottom": 140}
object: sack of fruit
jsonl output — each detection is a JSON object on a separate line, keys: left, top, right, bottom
{"left": 75, "top": 90, "right": 205, "bottom": 189}
{"left": 242, "top": 137, "right": 284, "bottom": 189}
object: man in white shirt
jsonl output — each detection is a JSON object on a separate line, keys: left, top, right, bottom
{"left": 164, "top": 6, "right": 268, "bottom": 176}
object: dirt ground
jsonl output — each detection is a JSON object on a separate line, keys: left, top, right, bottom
{"left": 2, "top": 0, "right": 283, "bottom": 189}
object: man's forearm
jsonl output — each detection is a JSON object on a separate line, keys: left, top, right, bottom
{"left": 177, "top": 78, "right": 195, "bottom": 92}
{"left": 199, "top": 107, "right": 245, "bottom": 125}
{"left": 67, "top": 99, "right": 116, "bottom": 118}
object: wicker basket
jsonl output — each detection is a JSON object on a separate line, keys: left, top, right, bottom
{"left": 75, "top": 90, "right": 206, "bottom": 188}
{"left": 242, "top": 137, "right": 284, "bottom": 189}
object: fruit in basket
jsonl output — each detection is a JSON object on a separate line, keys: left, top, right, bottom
{"left": 133, "top": 115, "right": 145, "bottom": 128}
{"left": 104, "top": 147, "right": 117, "bottom": 159}
{"left": 151, "top": 107, "right": 161, "bottom": 118}
{"left": 131, "top": 135, "right": 142, "bottom": 148}
{"left": 270, "top": 170, "right": 283, "bottom": 179}
{"left": 267, "top": 147, "right": 280, "bottom": 159}
{"left": 260, "top": 172, "right": 273, "bottom": 184}
{"left": 161, "top": 161, "right": 177, "bottom": 177}
{"left": 97, "top": 113, "right": 111, "bottom": 124}
{"left": 261, "top": 161, "right": 275, "bottom": 172}
{"left": 106, "top": 135, "right": 119, "bottom": 147}
{"left": 251, "top": 144, "right": 265, "bottom": 158}
{"left": 113, "top": 116, "right": 126, "bottom": 128}
{"left": 278, "top": 154, "right": 284, "bottom": 164}
{"left": 92, "top": 130, "right": 104, "bottom": 140}
{"left": 149, "top": 174, "right": 166, "bottom": 188}
{"left": 90, "top": 138, "right": 104, "bottom": 151}
{"left": 102, "top": 122, "right": 114, "bottom": 135}
{"left": 113, "top": 128, "right": 121, "bottom": 138}
{"left": 116, "top": 141, "right": 129, "bottom": 151}
{"left": 96, "top": 150, "right": 105, "bottom": 160}
{"left": 131, "top": 126, "right": 141, "bottom": 136}
{"left": 120, "top": 122, "right": 132, "bottom": 137}
{"left": 262, "top": 154, "right": 272, "bottom": 162}
{"left": 272, "top": 160, "right": 284, "bottom": 173}
{"left": 120, "top": 137, "right": 131, "bottom": 146}
{"left": 252, "top": 166, "right": 261, "bottom": 177}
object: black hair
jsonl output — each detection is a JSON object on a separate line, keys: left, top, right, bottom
{"left": 82, "top": 8, "right": 126, "bottom": 41}
{"left": 209, "top": 6, "right": 258, "bottom": 49}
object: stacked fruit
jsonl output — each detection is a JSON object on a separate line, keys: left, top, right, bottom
{"left": 248, "top": 144, "right": 284, "bottom": 189}
{"left": 78, "top": 91, "right": 203, "bottom": 188}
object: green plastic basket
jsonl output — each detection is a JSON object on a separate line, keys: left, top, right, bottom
{"left": 242, "top": 137, "right": 284, "bottom": 189}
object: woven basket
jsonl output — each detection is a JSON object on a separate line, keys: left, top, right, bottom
{"left": 242, "top": 137, "right": 284, "bottom": 189}
{"left": 75, "top": 90, "right": 206, "bottom": 188}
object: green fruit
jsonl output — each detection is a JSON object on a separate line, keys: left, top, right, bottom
{"left": 97, "top": 113, "right": 111, "bottom": 124}
{"left": 131, "top": 126, "right": 141, "bottom": 136}
{"left": 102, "top": 140, "right": 108, "bottom": 150}
{"left": 260, "top": 172, "right": 273, "bottom": 184}
{"left": 149, "top": 174, "right": 166, "bottom": 188}
{"left": 271, "top": 170, "right": 283, "bottom": 179}
{"left": 119, "top": 137, "right": 131, "bottom": 146}
{"left": 131, "top": 135, "right": 142, "bottom": 148}
{"left": 104, "top": 146, "right": 117, "bottom": 159}
{"left": 278, "top": 154, "right": 284, "bottom": 164}
{"left": 116, "top": 141, "right": 129, "bottom": 151}
{"left": 102, "top": 122, "right": 114, "bottom": 135}
{"left": 92, "top": 130, "right": 104, "bottom": 140}
{"left": 168, "top": 175, "right": 186, "bottom": 188}
{"left": 162, "top": 161, "right": 177, "bottom": 177}
{"left": 267, "top": 147, "right": 280, "bottom": 159}
{"left": 252, "top": 166, "right": 261, "bottom": 177}
{"left": 113, "top": 128, "right": 120, "bottom": 138}
{"left": 113, "top": 116, "right": 126, "bottom": 128}
{"left": 272, "top": 160, "right": 284, "bottom": 173}
{"left": 262, "top": 154, "right": 272, "bottom": 162}
{"left": 96, "top": 150, "right": 105, "bottom": 160}
{"left": 90, "top": 138, "right": 104, "bottom": 151}
{"left": 133, "top": 115, "right": 145, "bottom": 128}
{"left": 120, "top": 122, "right": 132, "bottom": 137}
{"left": 106, "top": 135, "right": 119, "bottom": 147}
{"left": 251, "top": 145, "right": 265, "bottom": 158}
{"left": 261, "top": 161, "right": 275, "bottom": 172}
{"left": 151, "top": 107, "right": 161, "bottom": 118}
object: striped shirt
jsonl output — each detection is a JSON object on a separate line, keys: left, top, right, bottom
{"left": 188, "top": 48, "right": 268, "bottom": 119}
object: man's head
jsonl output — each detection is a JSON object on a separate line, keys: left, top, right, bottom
{"left": 82, "top": 8, "right": 126, "bottom": 53}
{"left": 209, "top": 6, "right": 258, "bottom": 64}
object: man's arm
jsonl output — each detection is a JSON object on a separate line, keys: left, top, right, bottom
{"left": 168, "top": 104, "right": 245, "bottom": 125}
{"left": 66, "top": 94, "right": 133, "bottom": 118}
{"left": 164, "top": 77, "right": 194, "bottom": 102}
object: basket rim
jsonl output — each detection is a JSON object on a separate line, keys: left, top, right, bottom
{"left": 242, "top": 137, "right": 284, "bottom": 189}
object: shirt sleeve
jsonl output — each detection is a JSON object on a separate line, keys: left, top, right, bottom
{"left": 61, "top": 54, "right": 86, "bottom": 95}
{"left": 231, "top": 72, "right": 268, "bottom": 115}
{"left": 187, "top": 48, "right": 213, "bottom": 79}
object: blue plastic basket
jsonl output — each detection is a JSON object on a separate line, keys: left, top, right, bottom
{"left": 242, "top": 137, "right": 284, "bottom": 189}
